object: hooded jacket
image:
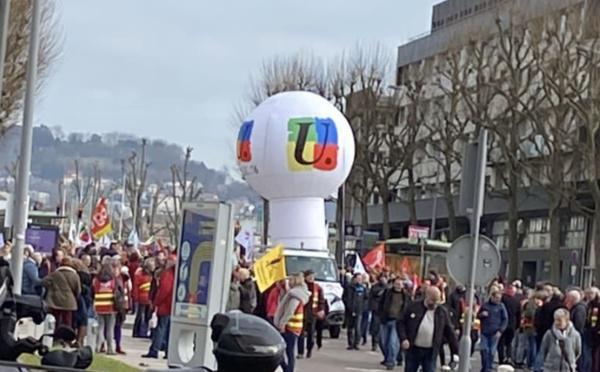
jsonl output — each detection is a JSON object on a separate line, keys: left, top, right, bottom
{"left": 539, "top": 322, "right": 581, "bottom": 372}
{"left": 274, "top": 286, "right": 310, "bottom": 331}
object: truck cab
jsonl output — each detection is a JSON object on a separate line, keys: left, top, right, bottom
{"left": 283, "top": 248, "right": 344, "bottom": 339}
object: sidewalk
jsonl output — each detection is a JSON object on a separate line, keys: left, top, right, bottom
{"left": 104, "top": 315, "right": 167, "bottom": 371}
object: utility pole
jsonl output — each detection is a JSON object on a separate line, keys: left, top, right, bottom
{"left": 458, "top": 129, "right": 488, "bottom": 372}
{"left": 11, "top": 0, "right": 42, "bottom": 295}
{"left": 118, "top": 165, "right": 126, "bottom": 240}
{"left": 336, "top": 184, "right": 346, "bottom": 265}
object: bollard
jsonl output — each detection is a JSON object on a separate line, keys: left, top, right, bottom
{"left": 86, "top": 318, "right": 98, "bottom": 350}
{"left": 42, "top": 314, "right": 55, "bottom": 348}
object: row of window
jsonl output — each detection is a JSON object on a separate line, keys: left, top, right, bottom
{"left": 492, "top": 216, "right": 586, "bottom": 250}
{"left": 432, "top": 0, "right": 500, "bottom": 30}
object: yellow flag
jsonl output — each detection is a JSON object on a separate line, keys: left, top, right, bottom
{"left": 254, "top": 245, "right": 287, "bottom": 293}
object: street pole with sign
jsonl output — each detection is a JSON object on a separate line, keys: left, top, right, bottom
{"left": 457, "top": 129, "right": 488, "bottom": 372}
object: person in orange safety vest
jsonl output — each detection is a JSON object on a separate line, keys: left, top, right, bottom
{"left": 132, "top": 257, "right": 155, "bottom": 338}
{"left": 274, "top": 273, "right": 310, "bottom": 372}
{"left": 297, "top": 270, "right": 326, "bottom": 359}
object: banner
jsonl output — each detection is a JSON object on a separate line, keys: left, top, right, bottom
{"left": 353, "top": 252, "right": 366, "bottom": 274}
{"left": 254, "top": 245, "right": 287, "bottom": 293}
{"left": 235, "top": 229, "right": 254, "bottom": 262}
{"left": 91, "top": 198, "right": 112, "bottom": 238}
{"left": 363, "top": 243, "right": 386, "bottom": 270}
{"left": 77, "top": 223, "right": 92, "bottom": 247}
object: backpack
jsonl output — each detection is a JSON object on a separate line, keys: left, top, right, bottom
{"left": 114, "top": 284, "right": 126, "bottom": 315}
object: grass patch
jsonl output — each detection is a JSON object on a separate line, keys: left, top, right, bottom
{"left": 19, "top": 353, "right": 141, "bottom": 372}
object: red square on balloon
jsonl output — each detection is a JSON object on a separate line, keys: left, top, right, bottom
{"left": 238, "top": 141, "right": 252, "bottom": 162}
{"left": 314, "top": 144, "right": 337, "bottom": 171}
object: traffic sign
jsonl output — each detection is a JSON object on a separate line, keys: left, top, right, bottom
{"left": 446, "top": 234, "right": 501, "bottom": 287}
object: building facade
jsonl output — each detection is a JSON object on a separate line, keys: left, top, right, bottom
{"left": 352, "top": 0, "right": 597, "bottom": 287}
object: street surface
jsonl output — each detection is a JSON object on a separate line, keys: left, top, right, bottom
{"left": 111, "top": 316, "right": 484, "bottom": 371}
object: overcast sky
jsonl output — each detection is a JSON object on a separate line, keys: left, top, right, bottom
{"left": 37, "top": 0, "right": 441, "bottom": 170}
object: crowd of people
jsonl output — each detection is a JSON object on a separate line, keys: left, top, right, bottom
{"left": 1, "top": 239, "right": 176, "bottom": 359}
{"left": 336, "top": 267, "right": 600, "bottom": 372}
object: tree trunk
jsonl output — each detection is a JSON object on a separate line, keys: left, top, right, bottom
{"left": 407, "top": 168, "right": 418, "bottom": 225}
{"left": 549, "top": 206, "right": 562, "bottom": 285}
{"left": 594, "top": 208, "right": 600, "bottom": 286}
{"left": 443, "top": 176, "right": 458, "bottom": 240}
{"left": 381, "top": 185, "right": 391, "bottom": 239}
{"left": 360, "top": 198, "right": 369, "bottom": 232}
{"left": 507, "top": 189, "right": 519, "bottom": 281}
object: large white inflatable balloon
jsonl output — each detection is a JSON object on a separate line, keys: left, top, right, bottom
{"left": 237, "top": 91, "right": 355, "bottom": 250}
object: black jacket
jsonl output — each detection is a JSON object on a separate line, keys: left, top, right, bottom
{"left": 535, "top": 296, "right": 566, "bottom": 344}
{"left": 369, "top": 282, "right": 388, "bottom": 312}
{"left": 398, "top": 300, "right": 459, "bottom": 357}
{"left": 343, "top": 283, "right": 368, "bottom": 316}
{"left": 379, "top": 288, "right": 408, "bottom": 322}
{"left": 570, "top": 302, "right": 586, "bottom": 335}
{"left": 502, "top": 294, "right": 522, "bottom": 331}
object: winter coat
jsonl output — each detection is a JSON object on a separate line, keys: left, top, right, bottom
{"left": 22, "top": 259, "right": 41, "bottom": 296}
{"left": 42, "top": 266, "right": 81, "bottom": 311}
{"left": 343, "top": 283, "right": 367, "bottom": 317}
{"left": 539, "top": 322, "right": 581, "bottom": 372}
{"left": 536, "top": 296, "right": 566, "bottom": 345}
{"left": 274, "top": 286, "right": 310, "bottom": 331}
{"left": 154, "top": 267, "right": 174, "bottom": 316}
{"left": 398, "top": 300, "right": 458, "bottom": 358}
{"left": 368, "top": 282, "right": 388, "bottom": 313}
{"left": 226, "top": 281, "right": 241, "bottom": 312}
{"left": 585, "top": 298, "right": 600, "bottom": 347}
{"left": 478, "top": 301, "right": 508, "bottom": 336}
{"left": 570, "top": 302, "right": 586, "bottom": 336}
{"left": 502, "top": 293, "right": 522, "bottom": 330}
{"left": 379, "top": 288, "right": 408, "bottom": 322}
{"left": 239, "top": 278, "right": 257, "bottom": 314}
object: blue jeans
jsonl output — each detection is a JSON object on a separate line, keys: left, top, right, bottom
{"left": 360, "top": 311, "right": 371, "bottom": 343}
{"left": 405, "top": 346, "right": 434, "bottom": 372}
{"left": 281, "top": 331, "right": 298, "bottom": 372}
{"left": 480, "top": 333, "right": 500, "bottom": 372}
{"left": 148, "top": 315, "right": 170, "bottom": 356}
{"left": 527, "top": 334, "right": 537, "bottom": 369}
{"left": 379, "top": 320, "right": 399, "bottom": 368}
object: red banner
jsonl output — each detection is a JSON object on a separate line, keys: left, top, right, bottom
{"left": 362, "top": 243, "right": 386, "bottom": 270}
{"left": 91, "top": 198, "right": 112, "bottom": 238}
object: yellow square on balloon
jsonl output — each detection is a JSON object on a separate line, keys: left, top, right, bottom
{"left": 287, "top": 142, "right": 314, "bottom": 171}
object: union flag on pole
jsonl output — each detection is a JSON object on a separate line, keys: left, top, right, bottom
{"left": 91, "top": 197, "right": 112, "bottom": 239}
{"left": 362, "top": 243, "right": 386, "bottom": 270}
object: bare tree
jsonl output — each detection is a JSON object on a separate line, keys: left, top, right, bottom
{"left": 427, "top": 49, "right": 471, "bottom": 240}
{"left": 71, "top": 159, "right": 94, "bottom": 228}
{"left": 124, "top": 139, "right": 149, "bottom": 236}
{"left": 329, "top": 44, "right": 396, "bottom": 237}
{"left": 517, "top": 13, "right": 582, "bottom": 284}
{"left": 563, "top": 3, "right": 600, "bottom": 282}
{"left": 165, "top": 147, "right": 203, "bottom": 246}
{"left": 1, "top": 0, "right": 62, "bottom": 136}
{"left": 486, "top": 19, "right": 542, "bottom": 280}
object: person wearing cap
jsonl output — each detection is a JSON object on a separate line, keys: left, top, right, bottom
{"left": 297, "top": 270, "right": 325, "bottom": 359}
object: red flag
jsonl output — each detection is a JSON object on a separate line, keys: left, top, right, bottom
{"left": 362, "top": 243, "right": 386, "bottom": 270}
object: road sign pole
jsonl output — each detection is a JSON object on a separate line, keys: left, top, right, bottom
{"left": 458, "top": 129, "right": 488, "bottom": 372}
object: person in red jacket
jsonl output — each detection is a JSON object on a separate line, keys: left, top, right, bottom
{"left": 266, "top": 280, "right": 286, "bottom": 324}
{"left": 142, "top": 254, "right": 175, "bottom": 359}
{"left": 132, "top": 258, "right": 154, "bottom": 338}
